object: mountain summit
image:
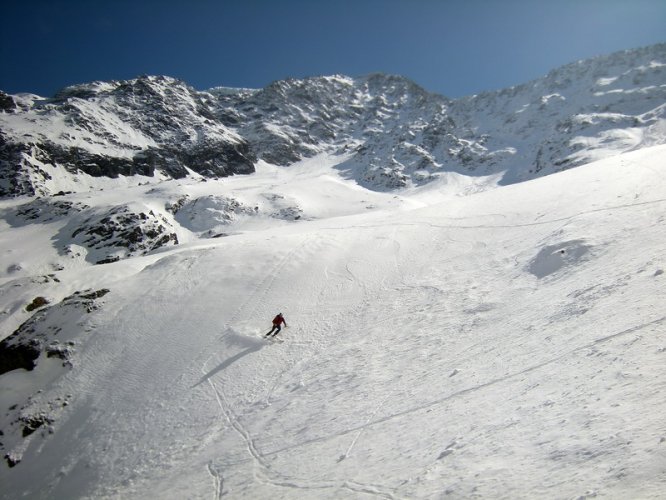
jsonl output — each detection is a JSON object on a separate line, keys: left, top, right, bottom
{"left": 1, "top": 43, "right": 665, "bottom": 196}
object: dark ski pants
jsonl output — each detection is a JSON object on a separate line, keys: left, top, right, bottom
{"left": 265, "top": 325, "right": 281, "bottom": 337}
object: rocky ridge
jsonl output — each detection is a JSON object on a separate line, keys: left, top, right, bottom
{"left": 0, "top": 76, "right": 256, "bottom": 197}
{"left": 1, "top": 43, "right": 664, "bottom": 196}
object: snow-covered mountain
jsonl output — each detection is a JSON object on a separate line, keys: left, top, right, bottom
{"left": 0, "top": 76, "right": 257, "bottom": 197}
{"left": 449, "top": 43, "right": 666, "bottom": 184}
{"left": 0, "top": 44, "right": 665, "bottom": 499}
{"left": 2, "top": 44, "right": 665, "bottom": 196}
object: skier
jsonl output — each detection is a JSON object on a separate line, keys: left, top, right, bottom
{"left": 265, "top": 313, "right": 287, "bottom": 338}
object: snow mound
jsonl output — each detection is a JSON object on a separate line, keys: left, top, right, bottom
{"left": 58, "top": 205, "right": 178, "bottom": 264}
{"left": 171, "top": 195, "right": 258, "bottom": 234}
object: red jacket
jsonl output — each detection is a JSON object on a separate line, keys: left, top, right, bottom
{"left": 272, "top": 315, "right": 285, "bottom": 326}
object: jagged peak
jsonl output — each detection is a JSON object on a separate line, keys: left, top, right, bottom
{"left": 358, "top": 72, "right": 422, "bottom": 87}
{"left": 52, "top": 75, "right": 193, "bottom": 102}
{"left": 456, "top": 42, "right": 666, "bottom": 105}
{"left": 538, "top": 42, "right": 666, "bottom": 86}
{"left": 259, "top": 74, "right": 354, "bottom": 95}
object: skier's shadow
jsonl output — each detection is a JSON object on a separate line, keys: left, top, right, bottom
{"left": 193, "top": 336, "right": 265, "bottom": 387}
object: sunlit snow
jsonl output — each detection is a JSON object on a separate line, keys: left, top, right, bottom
{"left": 1, "top": 144, "right": 665, "bottom": 498}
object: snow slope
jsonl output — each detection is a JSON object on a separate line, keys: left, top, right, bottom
{"left": 1, "top": 145, "right": 665, "bottom": 498}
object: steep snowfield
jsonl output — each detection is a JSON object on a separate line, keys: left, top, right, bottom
{"left": 1, "top": 145, "right": 666, "bottom": 498}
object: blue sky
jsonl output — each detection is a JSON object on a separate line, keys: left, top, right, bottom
{"left": 2, "top": 0, "right": 665, "bottom": 98}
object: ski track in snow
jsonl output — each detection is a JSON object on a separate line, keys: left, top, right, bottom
{"left": 197, "top": 233, "right": 400, "bottom": 498}
{"left": 202, "top": 235, "right": 318, "bottom": 495}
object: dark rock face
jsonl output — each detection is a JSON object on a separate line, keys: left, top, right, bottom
{"left": 0, "top": 91, "right": 16, "bottom": 112}
{"left": 0, "top": 340, "right": 40, "bottom": 375}
{"left": 132, "top": 147, "right": 187, "bottom": 179}
{"left": 20, "top": 414, "right": 55, "bottom": 438}
{"left": 0, "top": 289, "right": 110, "bottom": 376}
{"left": 158, "top": 138, "right": 256, "bottom": 178}
{"left": 9, "top": 198, "right": 89, "bottom": 225}
{"left": 26, "top": 297, "right": 49, "bottom": 312}
{"left": 0, "top": 135, "right": 38, "bottom": 197}
{"left": 37, "top": 142, "right": 153, "bottom": 178}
